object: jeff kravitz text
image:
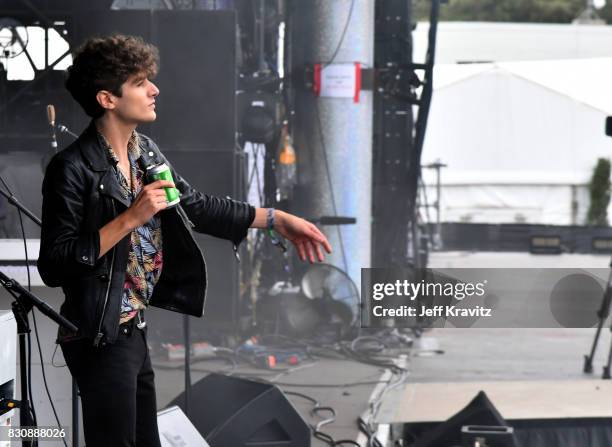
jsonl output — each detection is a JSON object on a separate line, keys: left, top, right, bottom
{"left": 371, "top": 305, "right": 492, "bottom": 318}
{"left": 368, "top": 279, "right": 493, "bottom": 319}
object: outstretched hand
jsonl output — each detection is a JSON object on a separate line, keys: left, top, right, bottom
{"left": 274, "top": 211, "right": 332, "bottom": 263}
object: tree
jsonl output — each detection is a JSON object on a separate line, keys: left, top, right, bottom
{"left": 586, "top": 158, "right": 611, "bottom": 226}
{"left": 414, "top": 0, "right": 596, "bottom": 24}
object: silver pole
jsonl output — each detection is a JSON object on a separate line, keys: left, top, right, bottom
{"left": 435, "top": 161, "right": 442, "bottom": 249}
{"left": 291, "top": 0, "right": 374, "bottom": 289}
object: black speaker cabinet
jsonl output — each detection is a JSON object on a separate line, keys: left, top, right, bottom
{"left": 132, "top": 149, "right": 247, "bottom": 346}
{"left": 414, "top": 391, "right": 517, "bottom": 447}
{"left": 164, "top": 149, "right": 246, "bottom": 330}
{"left": 168, "top": 373, "right": 311, "bottom": 447}
{"left": 71, "top": 9, "right": 236, "bottom": 151}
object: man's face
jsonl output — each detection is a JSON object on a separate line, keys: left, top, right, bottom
{"left": 109, "top": 73, "right": 159, "bottom": 123}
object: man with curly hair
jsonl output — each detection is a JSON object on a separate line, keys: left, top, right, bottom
{"left": 38, "top": 34, "right": 331, "bottom": 447}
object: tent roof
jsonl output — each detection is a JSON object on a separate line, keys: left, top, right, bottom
{"left": 434, "top": 58, "right": 612, "bottom": 114}
{"left": 414, "top": 21, "right": 612, "bottom": 64}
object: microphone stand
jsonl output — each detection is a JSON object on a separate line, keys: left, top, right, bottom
{"left": 57, "top": 125, "right": 78, "bottom": 139}
{"left": 0, "top": 180, "right": 78, "bottom": 447}
{"left": 0, "top": 187, "right": 41, "bottom": 228}
{"left": 46, "top": 105, "right": 58, "bottom": 155}
{"left": 40, "top": 119, "right": 82, "bottom": 447}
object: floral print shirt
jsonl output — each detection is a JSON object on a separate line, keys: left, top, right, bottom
{"left": 98, "top": 131, "right": 164, "bottom": 325}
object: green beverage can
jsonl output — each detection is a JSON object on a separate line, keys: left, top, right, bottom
{"left": 146, "top": 163, "right": 180, "bottom": 208}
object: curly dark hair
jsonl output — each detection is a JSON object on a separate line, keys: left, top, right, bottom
{"left": 65, "top": 34, "right": 159, "bottom": 118}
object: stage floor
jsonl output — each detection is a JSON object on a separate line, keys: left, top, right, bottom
{"left": 379, "top": 379, "right": 612, "bottom": 424}
{"left": 0, "top": 285, "right": 395, "bottom": 447}
{"left": 374, "top": 251, "right": 612, "bottom": 444}
{"left": 3, "top": 251, "right": 612, "bottom": 446}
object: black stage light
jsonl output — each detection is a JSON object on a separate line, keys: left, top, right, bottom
{"left": 529, "top": 235, "right": 562, "bottom": 255}
{"left": 592, "top": 236, "right": 612, "bottom": 253}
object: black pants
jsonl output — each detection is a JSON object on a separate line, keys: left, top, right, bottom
{"left": 60, "top": 321, "right": 161, "bottom": 447}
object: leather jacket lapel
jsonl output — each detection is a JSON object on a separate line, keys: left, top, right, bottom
{"left": 78, "top": 121, "right": 109, "bottom": 172}
{"left": 136, "top": 138, "right": 161, "bottom": 172}
{"left": 98, "top": 169, "right": 130, "bottom": 208}
{"left": 78, "top": 120, "right": 131, "bottom": 208}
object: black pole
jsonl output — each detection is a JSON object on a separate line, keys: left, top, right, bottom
{"left": 409, "top": 0, "right": 442, "bottom": 270}
{"left": 0, "top": 171, "right": 79, "bottom": 447}
{"left": 72, "top": 380, "right": 79, "bottom": 446}
{"left": 15, "top": 307, "right": 33, "bottom": 447}
{"left": 0, "top": 188, "right": 41, "bottom": 227}
{"left": 183, "top": 314, "right": 191, "bottom": 416}
{"left": 1, "top": 271, "right": 78, "bottom": 447}
{"left": 258, "top": 0, "right": 266, "bottom": 72}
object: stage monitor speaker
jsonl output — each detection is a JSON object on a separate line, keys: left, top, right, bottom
{"left": 70, "top": 10, "right": 236, "bottom": 151}
{"left": 414, "top": 391, "right": 518, "bottom": 447}
{"left": 158, "top": 406, "right": 210, "bottom": 447}
{"left": 168, "top": 373, "right": 310, "bottom": 447}
{"left": 461, "top": 425, "right": 516, "bottom": 447}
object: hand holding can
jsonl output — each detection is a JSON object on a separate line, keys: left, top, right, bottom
{"left": 146, "top": 163, "right": 180, "bottom": 207}
{"left": 123, "top": 179, "right": 174, "bottom": 230}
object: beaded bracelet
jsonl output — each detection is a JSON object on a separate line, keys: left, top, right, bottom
{"left": 266, "top": 208, "right": 275, "bottom": 231}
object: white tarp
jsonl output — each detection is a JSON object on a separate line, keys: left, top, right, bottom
{"left": 432, "top": 184, "right": 590, "bottom": 224}
{"left": 417, "top": 24, "right": 612, "bottom": 225}
{"left": 413, "top": 21, "right": 612, "bottom": 64}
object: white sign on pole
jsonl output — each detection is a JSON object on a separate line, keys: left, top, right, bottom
{"left": 316, "top": 63, "right": 361, "bottom": 102}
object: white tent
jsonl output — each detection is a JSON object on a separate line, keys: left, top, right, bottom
{"left": 417, "top": 23, "right": 612, "bottom": 225}
{"left": 413, "top": 21, "right": 612, "bottom": 64}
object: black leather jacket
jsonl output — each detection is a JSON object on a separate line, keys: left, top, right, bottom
{"left": 37, "top": 122, "right": 255, "bottom": 347}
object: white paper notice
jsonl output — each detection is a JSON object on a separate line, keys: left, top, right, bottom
{"left": 319, "top": 63, "right": 358, "bottom": 99}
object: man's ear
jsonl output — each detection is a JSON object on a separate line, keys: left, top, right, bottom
{"left": 96, "top": 90, "right": 116, "bottom": 111}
